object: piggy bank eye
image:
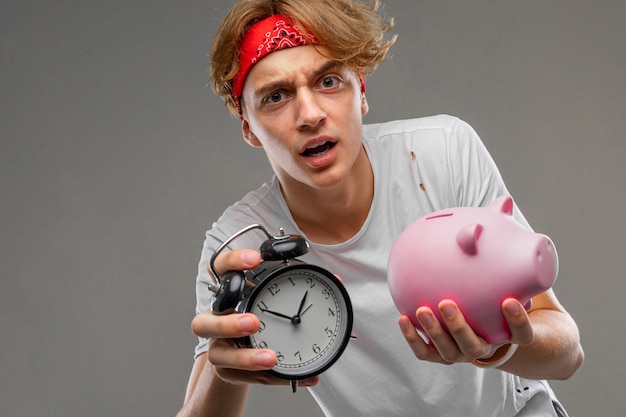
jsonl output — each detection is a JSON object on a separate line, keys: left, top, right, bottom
{"left": 425, "top": 212, "right": 453, "bottom": 221}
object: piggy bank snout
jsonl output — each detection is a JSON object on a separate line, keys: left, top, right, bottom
{"left": 504, "top": 232, "right": 558, "bottom": 295}
{"left": 534, "top": 234, "right": 559, "bottom": 289}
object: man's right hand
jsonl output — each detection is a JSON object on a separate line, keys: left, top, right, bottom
{"left": 191, "top": 248, "right": 319, "bottom": 388}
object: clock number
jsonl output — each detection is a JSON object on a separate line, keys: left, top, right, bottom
{"left": 258, "top": 340, "right": 268, "bottom": 349}
{"left": 287, "top": 277, "right": 296, "bottom": 287}
{"left": 312, "top": 344, "right": 321, "bottom": 354}
{"left": 305, "top": 277, "right": 316, "bottom": 289}
{"left": 325, "top": 327, "right": 333, "bottom": 338}
{"left": 328, "top": 308, "right": 336, "bottom": 317}
{"left": 276, "top": 352, "right": 284, "bottom": 362}
{"left": 258, "top": 320, "right": 266, "bottom": 333}
{"left": 268, "top": 282, "right": 280, "bottom": 296}
{"left": 294, "top": 351, "right": 302, "bottom": 361}
{"left": 257, "top": 300, "right": 269, "bottom": 312}
{"left": 322, "top": 288, "right": 331, "bottom": 299}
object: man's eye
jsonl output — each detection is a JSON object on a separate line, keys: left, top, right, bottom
{"left": 264, "top": 91, "right": 285, "bottom": 104}
{"left": 320, "top": 76, "right": 340, "bottom": 89}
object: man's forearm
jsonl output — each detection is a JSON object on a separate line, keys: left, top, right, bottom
{"left": 178, "top": 353, "right": 250, "bottom": 417}
{"left": 499, "top": 308, "right": 584, "bottom": 380}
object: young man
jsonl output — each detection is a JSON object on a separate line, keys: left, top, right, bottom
{"left": 178, "top": 1, "right": 584, "bottom": 416}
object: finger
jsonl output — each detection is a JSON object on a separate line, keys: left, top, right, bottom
{"left": 298, "top": 375, "right": 320, "bottom": 388}
{"left": 417, "top": 304, "right": 466, "bottom": 363}
{"left": 209, "top": 338, "right": 277, "bottom": 371}
{"left": 398, "top": 315, "right": 450, "bottom": 364}
{"left": 209, "top": 339, "right": 320, "bottom": 388}
{"left": 502, "top": 298, "right": 534, "bottom": 346}
{"left": 415, "top": 307, "right": 464, "bottom": 364}
{"left": 192, "top": 312, "right": 260, "bottom": 339}
{"left": 437, "top": 300, "right": 492, "bottom": 360}
{"left": 213, "top": 249, "right": 261, "bottom": 275}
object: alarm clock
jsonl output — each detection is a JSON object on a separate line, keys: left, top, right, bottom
{"left": 208, "top": 224, "right": 353, "bottom": 392}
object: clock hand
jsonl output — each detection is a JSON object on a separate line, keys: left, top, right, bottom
{"left": 299, "top": 303, "right": 313, "bottom": 317}
{"left": 260, "top": 307, "right": 293, "bottom": 321}
{"left": 291, "top": 292, "right": 313, "bottom": 325}
{"left": 296, "top": 290, "right": 309, "bottom": 316}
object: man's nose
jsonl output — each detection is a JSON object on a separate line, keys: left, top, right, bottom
{"left": 295, "top": 89, "right": 326, "bottom": 129}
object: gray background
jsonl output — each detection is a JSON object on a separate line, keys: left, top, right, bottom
{"left": 1, "top": 0, "right": 624, "bottom": 416}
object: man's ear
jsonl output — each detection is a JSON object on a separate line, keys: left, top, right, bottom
{"left": 361, "top": 93, "right": 369, "bottom": 117}
{"left": 241, "top": 120, "right": 263, "bottom": 148}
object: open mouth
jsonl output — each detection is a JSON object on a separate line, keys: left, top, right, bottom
{"left": 301, "top": 141, "right": 336, "bottom": 157}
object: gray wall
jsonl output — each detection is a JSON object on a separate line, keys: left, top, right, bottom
{"left": 1, "top": 1, "right": 624, "bottom": 416}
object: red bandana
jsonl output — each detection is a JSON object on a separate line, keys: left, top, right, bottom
{"left": 233, "top": 15, "right": 319, "bottom": 114}
{"left": 232, "top": 14, "right": 366, "bottom": 117}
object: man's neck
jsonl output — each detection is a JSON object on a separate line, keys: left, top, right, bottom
{"left": 281, "top": 147, "right": 374, "bottom": 245}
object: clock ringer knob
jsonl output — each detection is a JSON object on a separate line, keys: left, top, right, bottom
{"left": 259, "top": 234, "right": 310, "bottom": 261}
{"left": 211, "top": 271, "right": 246, "bottom": 315}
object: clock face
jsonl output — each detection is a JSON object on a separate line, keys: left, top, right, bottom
{"left": 245, "top": 264, "right": 353, "bottom": 380}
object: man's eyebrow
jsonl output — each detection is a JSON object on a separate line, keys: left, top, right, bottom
{"left": 253, "top": 60, "right": 345, "bottom": 99}
{"left": 312, "top": 60, "right": 344, "bottom": 78}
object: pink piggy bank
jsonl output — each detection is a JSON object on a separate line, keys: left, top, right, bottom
{"left": 387, "top": 195, "right": 558, "bottom": 345}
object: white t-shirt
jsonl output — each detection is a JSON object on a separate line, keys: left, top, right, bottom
{"left": 195, "top": 115, "right": 568, "bottom": 416}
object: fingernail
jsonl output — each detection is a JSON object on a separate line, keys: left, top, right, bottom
{"left": 238, "top": 316, "right": 256, "bottom": 332}
{"left": 418, "top": 312, "right": 433, "bottom": 327}
{"left": 254, "top": 351, "right": 275, "bottom": 366}
{"left": 505, "top": 302, "right": 520, "bottom": 316}
{"left": 242, "top": 251, "right": 258, "bottom": 267}
{"left": 399, "top": 317, "right": 411, "bottom": 333}
{"left": 441, "top": 305, "right": 456, "bottom": 320}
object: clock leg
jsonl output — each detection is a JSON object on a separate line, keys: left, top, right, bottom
{"left": 290, "top": 380, "right": 297, "bottom": 393}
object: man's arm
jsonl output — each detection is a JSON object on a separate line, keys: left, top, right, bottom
{"left": 177, "top": 248, "right": 265, "bottom": 417}
{"left": 496, "top": 290, "right": 584, "bottom": 379}
{"left": 177, "top": 314, "right": 319, "bottom": 416}
{"left": 177, "top": 352, "right": 250, "bottom": 417}
{"left": 177, "top": 249, "right": 320, "bottom": 416}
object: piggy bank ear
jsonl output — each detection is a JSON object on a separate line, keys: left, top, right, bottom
{"left": 489, "top": 195, "right": 514, "bottom": 216}
{"left": 457, "top": 223, "right": 483, "bottom": 255}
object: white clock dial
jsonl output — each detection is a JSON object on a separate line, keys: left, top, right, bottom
{"left": 247, "top": 265, "right": 352, "bottom": 379}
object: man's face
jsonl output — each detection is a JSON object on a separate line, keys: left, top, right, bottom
{"left": 240, "top": 45, "right": 369, "bottom": 192}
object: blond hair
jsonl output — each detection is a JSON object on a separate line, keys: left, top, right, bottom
{"left": 210, "top": 0, "right": 396, "bottom": 117}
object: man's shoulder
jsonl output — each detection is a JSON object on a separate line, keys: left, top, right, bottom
{"left": 363, "top": 114, "right": 461, "bottom": 138}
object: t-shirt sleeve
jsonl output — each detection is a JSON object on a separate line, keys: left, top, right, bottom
{"left": 447, "top": 117, "right": 532, "bottom": 230}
